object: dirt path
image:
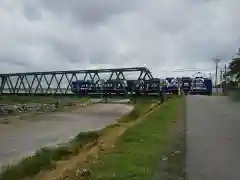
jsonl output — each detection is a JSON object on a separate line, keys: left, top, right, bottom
{"left": 0, "top": 104, "right": 133, "bottom": 169}
{"left": 186, "top": 95, "right": 240, "bottom": 180}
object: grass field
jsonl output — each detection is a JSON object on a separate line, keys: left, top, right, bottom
{"left": 82, "top": 97, "right": 184, "bottom": 180}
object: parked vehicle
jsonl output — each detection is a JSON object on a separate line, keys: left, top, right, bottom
{"left": 190, "top": 76, "right": 212, "bottom": 95}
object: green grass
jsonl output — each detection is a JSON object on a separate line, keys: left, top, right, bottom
{"left": 0, "top": 131, "right": 101, "bottom": 180}
{"left": 159, "top": 132, "right": 186, "bottom": 180}
{"left": 84, "top": 97, "right": 183, "bottom": 180}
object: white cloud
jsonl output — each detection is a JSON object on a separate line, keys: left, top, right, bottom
{"left": 0, "top": 0, "right": 239, "bottom": 78}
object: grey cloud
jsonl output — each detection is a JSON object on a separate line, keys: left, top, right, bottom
{"left": 35, "top": 0, "right": 140, "bottom": 25}
{"left": 48, "top": 38, "right": 85, "bottom": 64}
{"left": 0, "top": 0, "right": 240, "bottom": 79}
{"left": 23, "top": 3, "right": 42, "bottom": 21}
{"left": 0, "top": 53, "right": 28, "bottom": 68}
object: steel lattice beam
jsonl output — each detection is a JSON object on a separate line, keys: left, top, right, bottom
{"left": 0, "top": 67, "right": 153, "bottom": 95}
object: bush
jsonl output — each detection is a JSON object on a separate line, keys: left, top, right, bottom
{"left": 229, "top": 89, "right": 240, "bottom": 101}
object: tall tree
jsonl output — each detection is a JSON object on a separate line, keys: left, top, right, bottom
{"left": 227, "top": 58, "right": 240, "bottom": 82}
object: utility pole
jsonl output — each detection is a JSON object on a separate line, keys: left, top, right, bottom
{"left": 209, "top": 72, "right": 212, "bottom": 79}
{"left": 220, "top": 68, "right": 224, "bottom": 90}
{"left": 212, "top": 56, "right": 220, "bottom": 92}
{"left": 224, "top": 64, "right": 227, "bottom": 82}
{"left": 222, "top": 63, "right": 227, "bottom": 94}
{"left": 220, "top": 68, "right": 223, "bottom": 82}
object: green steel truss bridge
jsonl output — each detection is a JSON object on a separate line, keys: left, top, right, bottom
{"left": 0, "top": 67, "right": 155, "bottom": 96}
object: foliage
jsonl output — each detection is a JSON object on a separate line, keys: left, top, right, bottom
{"left": 226, "top": 58, "right": 240, "bottom": 82}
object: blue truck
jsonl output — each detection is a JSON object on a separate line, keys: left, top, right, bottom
{"left": 179, "top": 75, "right": 212, "bottom": 95}
{"left": 181, "top": 77, "right": 192, "bottom": 94}
{"left": 189, "top": 76, "right": 212, "bottom": 95}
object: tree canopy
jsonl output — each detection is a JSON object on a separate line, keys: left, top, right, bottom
{"left": 227, "top": 58, "right": 240, "bottom": 82}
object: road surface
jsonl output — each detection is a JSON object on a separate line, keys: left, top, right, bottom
{"left": 0, "top": 103, "right": 133, "bottom": 169}
{"left": 186, "top": 95, "right": 240, "bottom": 180}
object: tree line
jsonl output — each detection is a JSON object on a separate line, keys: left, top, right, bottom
{"left": 224, "top": 57, "right": 240, "bottom": 89}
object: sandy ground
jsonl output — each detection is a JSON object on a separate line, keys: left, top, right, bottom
{"left": 186, "top": 95, "right": 240, "bottom": 180}
{"left": 0, "top": 103, "right": 133, "bottom": 169}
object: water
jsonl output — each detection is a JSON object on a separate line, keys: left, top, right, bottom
{"left": 0, "top": 104, "right": 133, "bottom": 169}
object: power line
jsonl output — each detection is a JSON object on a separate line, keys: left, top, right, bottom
{"left": 171, "top": 68, "right": 213, "bottom": 72}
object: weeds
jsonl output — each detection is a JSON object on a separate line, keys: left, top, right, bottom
{"left": 0, "top": 131, "right": 101, "bottom": 180}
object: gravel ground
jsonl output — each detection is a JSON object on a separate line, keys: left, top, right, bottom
{"left": 0, "top": 103, "right": 133, "bottom": 169}
{"left": 186, "top": 95, "right": 240, "bottom": 180}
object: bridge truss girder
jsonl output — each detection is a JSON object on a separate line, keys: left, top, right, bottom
{"left": 0, "top": 67, "right": 153, "bottom": 95}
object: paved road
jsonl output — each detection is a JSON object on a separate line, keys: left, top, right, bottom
{"left": 0, "top": 103, "right": 133, "bottom": 169}
{"left": 186, "top": 95, "right": 240, "bottom": 180}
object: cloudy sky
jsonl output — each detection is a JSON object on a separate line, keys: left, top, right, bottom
{"left": 0, "top": 0, "right": 239, "bottom": 78}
